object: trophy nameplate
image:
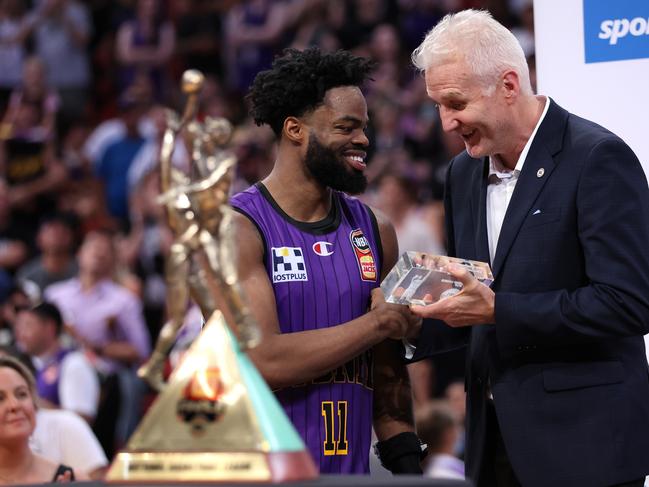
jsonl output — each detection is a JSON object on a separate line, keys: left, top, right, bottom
{"left": 381, "top": 251, "right": 494, "bottom": 305}
{"left": 106, "top": 311, "right": 317, "bottom": 482}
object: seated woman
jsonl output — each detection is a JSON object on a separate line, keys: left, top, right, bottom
{"left": 0, "top": 355, "right": 88, "bottom": 484}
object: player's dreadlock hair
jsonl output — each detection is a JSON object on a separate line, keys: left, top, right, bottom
{"left": 248, "top": 47, "right": 375, "bottom": 137}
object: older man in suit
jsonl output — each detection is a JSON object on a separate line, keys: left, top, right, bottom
{"left": 404, "top": 9, "right": 649, "bottom": 487}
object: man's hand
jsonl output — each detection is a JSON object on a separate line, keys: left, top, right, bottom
{"left": 410, "top": 263, "right": 495, "bottom": 327}
{"left": 370, "top": 288, "right": 422, "bottom": 339}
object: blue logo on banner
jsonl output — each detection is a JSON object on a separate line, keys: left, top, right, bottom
{"left": 583, "top": 0, "right": 649, "bottom": 63}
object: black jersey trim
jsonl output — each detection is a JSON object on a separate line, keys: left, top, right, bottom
{"left": 255, "top": 182, "right": 341, "bottom": 235}
{"left": 365, "top": 205, "right": 384, "bottom": 277}
{"left": 231, "top": 206, "right": 268, "bottom": 264}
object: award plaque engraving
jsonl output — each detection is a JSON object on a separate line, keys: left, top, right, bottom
{"left": 381, "top": 251, "right": 494, "bottom": 306}
{"left": 106, "top": 70, "right": 317, "bottom": 483}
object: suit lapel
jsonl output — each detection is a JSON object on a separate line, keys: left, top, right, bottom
{"left": 491, "top": 99, "right": 569, "bottom": 280}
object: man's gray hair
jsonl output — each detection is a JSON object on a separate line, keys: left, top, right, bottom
{"left": 412, "top": 9, "right": 532, "bottom": 96}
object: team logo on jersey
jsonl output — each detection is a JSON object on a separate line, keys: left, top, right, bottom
{"left": 271, "top": 247, "right": 308, "bottom": 282}
{"left": 312, "top": 241, "right": 334, "bottom": 256}
{"left": 177, "top": 367, "right": 226, "bottom": 435}
{"left": 349, "top": 229, "right": 376, "bottom": 282}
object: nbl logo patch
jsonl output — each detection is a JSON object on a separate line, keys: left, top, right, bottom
{"left": 272, "top": 247, "right": 308, "bottom": 283}
{"left": 349, "top": 229, "right": 377, "bottom": 282}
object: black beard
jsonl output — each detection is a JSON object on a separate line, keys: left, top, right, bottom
{"left": 304, "top": 133, "right": 367, "bottom": 195}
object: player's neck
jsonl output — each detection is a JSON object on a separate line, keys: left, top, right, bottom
{"left": 262, "top": 165, "right": 332, "bottom": 223}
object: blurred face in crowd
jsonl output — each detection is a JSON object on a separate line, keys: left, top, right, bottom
{"left": 22, "top": 58, "right": 45, "bottom": 90}
{"left": 370, "top": 24, "right": 400, "bottom": 62}
{"left": 14, "top": 310, "right": 53, "bottom": 357}
{"left": 37, "top": 221, "right": 74, "bottom": 256}
{"left": 424, "top": 56, "right": 511, "bottom": 160}
{"left": 303, "top": 86, "right": 369, "bottom": 194}
{"left": 138, "top": 0, "right": 158, "bottom": 19}
{"left": 78, "top": 232, "right": 115, "bottom": 278}
{"left": 0, "top": 366, "right": 36, "bottom": 445}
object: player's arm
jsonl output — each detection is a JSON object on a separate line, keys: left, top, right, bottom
{"left": 233, "top": 211, "right": 418, "bottom": 389}
{"left": 371, "top": 208, "right": 423, "bottom": 474}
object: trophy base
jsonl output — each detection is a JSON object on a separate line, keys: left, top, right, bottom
{"left": 106, "top": 450, "right": 318, "bottom": 483}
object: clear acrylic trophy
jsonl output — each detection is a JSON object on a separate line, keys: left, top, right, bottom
{"left": 381, "top": 252, "right": 494, "bottom": 305}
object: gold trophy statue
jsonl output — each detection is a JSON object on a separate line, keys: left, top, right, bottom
{"left": 106, "top": 71, "right": 317, "bottom": 483}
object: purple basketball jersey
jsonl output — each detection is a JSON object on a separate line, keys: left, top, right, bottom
{"left": 231, "top": 183, "right": 382, "bottom": 474}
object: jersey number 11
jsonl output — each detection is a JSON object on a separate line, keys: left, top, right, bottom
{"left": 322, "top": 401, "right": 348, "bottom": 455}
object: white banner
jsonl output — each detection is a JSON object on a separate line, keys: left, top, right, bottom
{"left": 534, "top": 0, "right": 649, "bottom": 177}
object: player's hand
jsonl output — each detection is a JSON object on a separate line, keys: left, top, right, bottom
{"left": 410, "top": 263, "right": 495, "bottom": 327}
{"left": 370, "top": 288, "right": 422, "bottom": 340}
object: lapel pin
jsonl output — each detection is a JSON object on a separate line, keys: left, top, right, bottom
{"left": 537, "top": 168, "right": 545, "bottom": 178}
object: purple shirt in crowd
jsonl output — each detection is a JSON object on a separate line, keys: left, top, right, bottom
{"left": 231, "top": 183, "right": 382, "bottom": 474}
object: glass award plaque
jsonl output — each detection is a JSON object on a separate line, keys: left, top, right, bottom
{"left": 380, "top": 252, "right": 494, "bottom": 305}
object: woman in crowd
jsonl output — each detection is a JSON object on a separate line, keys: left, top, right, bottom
{"left": 0, "top": 355, "right": 87, "bottom": 484}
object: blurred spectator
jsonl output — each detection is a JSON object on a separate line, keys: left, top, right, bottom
{"left": 22, "top": 0, "right": 92, "bottom": 127}
{"left": 375, "top": 170, "right": 444, "bottom": 255}
{"left": 2, "top": 56, "right": 59, "bottom": 139}
{"left": 416, "top": 400, "right": 465, "bottom": 480}
{"left": 116, "top": 0, "right": 175, "bottom": 102}
{"left": 0, "top": 345, "right": 106, "bottom": 480}
{"left": 122, "top": 167, "right": 171, "bottom": 342}
{"left": 397, "top": 0, "right": 445, "bottom": 52}
{"left": 0, "top": 57, "right": 67, "bottom": 233}
{"left": 0, "top": 178, "right": 28, "bottom": 275}
{"left": 14, "top": 302, "right": 100, "bottom": 423}
{"left": 16, "top": 213, "right": 79, "bottom": 298}
{"left": 44, "top": 230, "right": 149, "bottom": 376}
{"left": 172, "top": 0, "right": 222, "bottom": 77}
{"left": 335, "top": 0, "right": 396, "bottom": 50}
{"left": 0, "top": 284, "right": 31, "bottom": 345}
{"left": 93, "top": 92, "right": 149, "bottom": 228}
{"left": 224, "top": 0, "right": 296, "bottom": 94}
{"left": 290, "top": 0, "right": 340, "bottom": 52}
{"left": 82, "top": 98, "right": 155, "bottom": 172}
{"left": 511, "top": 0, "right": 534, "bottom": 57}
{"left": 126, "top": 103, "right": 188, "bottom": 194}
{"left": 44, "top": 230, "right": 150, "bottom": 457}
{"left": 0, "top": 0, "right": 29, "bottom": 108}
{"left": 0, "top": 354, "right": 88, "bottom": 483}
{"left": 444, "top": 379, "right": 466, "bottom": 459}
{"left": 31, "top": 408, "right": 109, "bottom": 479}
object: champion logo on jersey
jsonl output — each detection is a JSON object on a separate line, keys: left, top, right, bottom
{"left": 312, "top": 241, "right": 334, "bottom": 256}
{"left": 349, "top": 229, "right": 377, "bottom": 282}
{"left": 271, "top": 247, "right": 308, "bottom": 282}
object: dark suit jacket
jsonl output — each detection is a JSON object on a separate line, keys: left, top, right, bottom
{"left": 413, "top": 99, "right": 649, "bottom": 487}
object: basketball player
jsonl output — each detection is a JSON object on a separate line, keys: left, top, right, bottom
{"left": 231, "top": 48, "right": 423, "bottom": 474}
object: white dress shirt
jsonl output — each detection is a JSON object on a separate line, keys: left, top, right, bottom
{"left": 486, "top": 96, "right": 550, "bottom": 264}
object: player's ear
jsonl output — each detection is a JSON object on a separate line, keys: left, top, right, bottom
{"left": 283, "top": 117, "right": 306, "bottom": 145}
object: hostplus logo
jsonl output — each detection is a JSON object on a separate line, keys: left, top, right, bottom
{"left": 584, "top": 0, "right": 649, "bottom": 63}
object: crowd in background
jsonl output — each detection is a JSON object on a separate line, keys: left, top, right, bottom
{"left": 0, "top": 0, "right": 536, "bottom": 479}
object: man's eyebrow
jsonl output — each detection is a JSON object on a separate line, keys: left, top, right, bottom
{"left": 440, "top": 90, "right": 465, "bottom": 101}
{"left": 334, "top": 115, "right": 366, "bottom": 125}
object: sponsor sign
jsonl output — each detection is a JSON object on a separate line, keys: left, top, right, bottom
{"left": 584, "top": 0, "right": 649, "bottom": 63}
